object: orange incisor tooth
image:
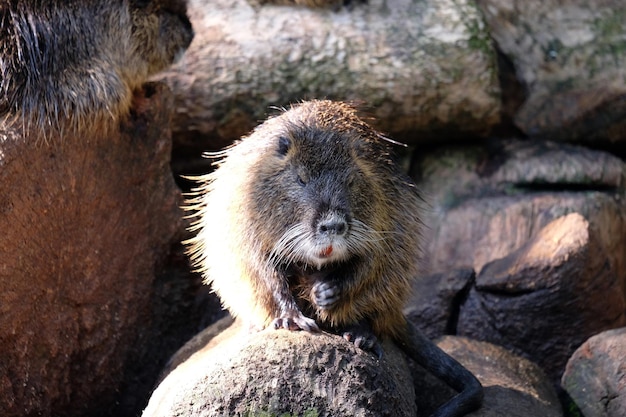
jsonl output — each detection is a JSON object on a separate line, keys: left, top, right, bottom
{"left": 320, "top": 245, "right": 333, "bottom": 257}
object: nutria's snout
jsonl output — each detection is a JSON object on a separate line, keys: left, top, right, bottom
{"left": 316, "top": 212, "right": 349, "bottom": 237}
{"left": 312, "top": 211, "right": 351, "bottom": 263}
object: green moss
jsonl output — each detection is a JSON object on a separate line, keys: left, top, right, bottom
{"left": 454, "top": 0, "right": 494, "bottom": 57}
{"left": 593, "top": 10, "right": 626, "bottom": 38}
{"left": 592, "top": 10, "right": 626, "bottom": 66}
{"left": 466, "top": 21, "right": 492, "bottom": 56}
{"left": 562, "top": 396, "right": 584, "bottom": 417}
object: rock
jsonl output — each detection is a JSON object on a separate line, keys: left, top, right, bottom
{"left": 415, "top": 139, "right": 626, "bottom": 282}
{"left": 146, "top": 321, "right": 563, "bottom": 417}
{"left": 476, "top": 0, "right": 626, "bottom": 143}
{"left": 405, "top": 268, "right": 476, "bottom": 339}
{"left": 161, "top": 315, "right": 236, "bottom": 377}
{"left": 0, "top": 83, "right": 183, "bottom": 417}
{"left": 459, "top": 213, "right": 626, "bottom": 381}
{"left": 434, "top": 337, "right": 563, "bottom": 417}
{"left": 159, "top": 0, "right": 501, "bottom": 167}
{"left": 562, "top": 327, "right": 626, "bottom": 417}
{"left": 413, "top": 139, "right": 626, "bottom": 382}
{"left": 143, "top": 320, "right": 417, "bottom": 417}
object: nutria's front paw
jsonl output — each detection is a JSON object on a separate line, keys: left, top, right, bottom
{"left": 313, "top": 281, "right": 341, "bottom": 310}
{"left": 272, "top": 312, "right": 319, "bottom": 332}
{"left": 342, "top": 322, "right": 384, "bottom": 359}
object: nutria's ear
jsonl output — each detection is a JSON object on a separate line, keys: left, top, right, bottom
{"left": 277, "top": 135, "right": 291, "bottom": 156}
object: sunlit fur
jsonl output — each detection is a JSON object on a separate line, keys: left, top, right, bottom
{"left": 185, "top": 100, "right": 423, "bottom": 340}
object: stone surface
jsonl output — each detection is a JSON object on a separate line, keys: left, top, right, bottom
{"left": 146, "top": 321, "right": 564, "bottom": 417}
{"left": 476, "top": 0, "right": 626, "bottom": 143}
{"left": 405, "top": 268, "right": 476, "bottom": 339}
{"left": 434, "top": 337, "right": 562, "bottom": 417}
{"left": 415, "top": 139, "right": 626, "bottom": 281}
{"left": 159, "top": 0, "right": 501, "bottom": 170}
{"left": 458, "top": 213, "right": 626, "bottom": 381}
{"left": 413, "top": 139, "right": 626, "bottom": 382}
{"left": 143, "top": 320, "right": 417, "bottom": 417}
{"left": 562, "top": 327, "right": 626, "bottom": 417}
{"left": 0, "top": 83, "right": 183, "bottom": 417}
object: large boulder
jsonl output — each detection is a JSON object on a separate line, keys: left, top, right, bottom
{"left": 415, "top": 140, "right": 626, "bottom": 283}
{"left": 143, "top": 320, "right": 417, "bottom": 417}
{"left": 458, "top": 212, "right": 626, "bottom": 381}
{"left": 144, "top": 319, "right": 563, "bottom": 417}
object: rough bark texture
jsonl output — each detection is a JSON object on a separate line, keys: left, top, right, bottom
{"left": 562, "top": 327, "right": 626, "bottom": 417}
{"left": 476, "top": 0, "right": 626, "bottom": 143}
{"left": 412, "top": 139, "right": 626, "bottom": 383}
{"left": 0, "top": 83, "right": 183, "bottom": 417}
{"left": 158, "top": 0, "right": 501, "bottom": 164}
{"left": 143, "top": 320, "right": 417, "bottom": 417}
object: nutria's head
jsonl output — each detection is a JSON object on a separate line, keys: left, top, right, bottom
{"left": 244, "top": 101, "right": 396, "bottom": 272}
{"left": 186, "top": 100, "right": 421, "bottom": 335}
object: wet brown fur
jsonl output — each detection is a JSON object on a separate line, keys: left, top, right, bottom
{"left": 186, "top": 100, "right": 422, "bottom": 342}
{"left": 0, "top": 0, "right": 193, "bottom": 134}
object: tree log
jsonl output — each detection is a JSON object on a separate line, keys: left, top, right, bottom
{"left": 158, "top": 0, "right": 501, "bottom": 158}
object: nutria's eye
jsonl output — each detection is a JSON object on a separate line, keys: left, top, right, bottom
{"left": 295, "top": 167, "right": 309, "bottom": 186}
{"left": 277, "top": 136, "right": 291, "bottom": 156}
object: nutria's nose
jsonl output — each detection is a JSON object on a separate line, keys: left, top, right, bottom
{"left": 318, "top": 217, "right": 348, "bottom": 236}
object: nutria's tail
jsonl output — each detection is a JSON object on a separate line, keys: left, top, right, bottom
{"left": 399, "top": 323, "right": 483, "bottom": 417}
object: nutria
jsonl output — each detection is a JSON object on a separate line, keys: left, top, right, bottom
{"left": 0, "top": 0, "right": 193, "bottom": 133}
{"left": 186, "top": 100, "right": 483, "bottom": 417}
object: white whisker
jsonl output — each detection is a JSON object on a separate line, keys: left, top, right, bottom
{"left": 267, "top": 217, "right": 390, "bottom": 270}
{"left": 268, "top": 223, "right": 311, "bottom": 269}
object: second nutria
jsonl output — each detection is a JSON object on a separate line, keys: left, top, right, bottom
{"left": 186, "top": 100, "right": 483, "bottom": 417}
{"left": 0, "top": 0, "right": 193, "bottom": 133}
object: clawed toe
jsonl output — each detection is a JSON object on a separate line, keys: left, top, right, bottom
{"left": 342, "top": 323, "right": 384, "bottom": 358}
{"left": 271, "top": 314, "right": 319, "bottom": 333}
